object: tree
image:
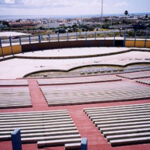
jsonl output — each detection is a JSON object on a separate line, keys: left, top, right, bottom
{"left": 124, "top": 10, "right": 129, "bottom": 17}
{"left": 2, "top": 21, "right": 10, "bottom": 27}
{"left": 145, "top": 14, "right": 148, "bottom": 19}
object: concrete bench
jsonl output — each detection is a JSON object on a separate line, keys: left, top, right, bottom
{"left": 0, "top": 110, "right": 81, "bottom": 148}
{"left": 110, "top": 136, "right": 150, "bottom": 146}
{"left": 41, "top": 81, "right": 150, "bottom": 106}
{"left": 0, "top": 87, "right": 32, "bottom": 108}
{"left": 65, "top": 143, "right": 81, "bottom": 150}
{"left": 84, "top": 103, "right": 150, "bottom": 147}
{"left": 38, "top": 138, "right": 82, "bottom": 148}
{"left": 0, "top": 80, "right": 28, "bottom": 86}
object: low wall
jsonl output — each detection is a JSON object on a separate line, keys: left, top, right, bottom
{"left": 0, "top": 45, "right": 22, "bottom": 56}
{"left": 0, "top": 39, "right": 150, "bottom": 57}
{"left": 125, "top": 40, "right": 150, "bottom": 48}
{"left": 21, "top": 40, "right": 116, "bottom": 53}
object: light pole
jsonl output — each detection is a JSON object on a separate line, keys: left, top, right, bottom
{"left": 101, "top": 0, "right": 103, "bottom": 28}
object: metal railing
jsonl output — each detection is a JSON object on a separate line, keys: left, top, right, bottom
{"left": 1, "top": 30, "right": 150, "bottom": 48}
{"left": 0, "top": 30, "right": 126, "bottom": 47}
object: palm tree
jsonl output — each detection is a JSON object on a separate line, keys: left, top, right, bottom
{"left": 124, "top": 10, "right": 129, "bottom": 17}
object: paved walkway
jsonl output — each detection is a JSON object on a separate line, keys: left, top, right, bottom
{"left": 0, "top": 76, "right": 150, "bottom": 150}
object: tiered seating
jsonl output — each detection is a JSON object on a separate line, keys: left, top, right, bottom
{"left": 118, "top": 71, "right": 150, "bottom": 79}
{"left": 0, "top": 80, "right": 28, "bottom": 86}
{"left": 0, "top": 110, "right": 81, "bottom": 149}
{"left": 136, "top": 78, "right": 150, "bottom": 85}
{"left": 0, "top": 87, "right": 31, "bottom": 108}
{"left": 41, "top": 81, "right": 150, "bottom": 106}
{"left": 84, "top": 103, "right": 150, "bottom": 146}
{"left": 38, "top": 75, "right": 121, "bottom": 85}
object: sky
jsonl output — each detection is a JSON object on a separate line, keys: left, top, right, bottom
{"left": 0, "top": 0, "right": 150, "bottom": 16}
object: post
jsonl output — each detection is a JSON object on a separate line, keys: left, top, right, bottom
{"left": 66, "top": 32, "right": 69, "bottom": 41}
{"left": 95, "top": 32, "right": 97, "bottom": 40}
{"left": 11, "top": 129, "right": 22, "bottom": 150}
{"left": 81, "top": 138, "right": 88, "bottom": 150}
{"left": 123, "top": 31, "right": 126, "bottom": 47}
{"left": 19, "top": 37, "right": 22, "bottom": 45}
{"left": 104, "top": 32, "right": 106, "bottom": 40}
{"left": 9, "top": 36, "right": 14, "bottom": 55}
{"left": 0, "top": 38, "right": 4, "bottom": 57}
{"left": 85, "top": 32, "right": 87, "bottom": 40}
{"left": 113, "top": 33, "right": 116, "bottom": 47}
{"left": 76, "top": 32, "right": 78, "bottom": 41}
{"left": 38, "top": 34, "right": 41, "bottom": 43}
{"left": 29, "top": 35, "right": 31, "bottom": 44}
{"left": 144, "top": 31, "right": 148, "bottom": 48}
{"left": 57, "top": 32, "right": 60, "bottom": 42}
{"left": 134, "top": 31, "right": 136, "bottom": 47}
{"left": 48, "top": 34, "right": 51, "bottom": 42}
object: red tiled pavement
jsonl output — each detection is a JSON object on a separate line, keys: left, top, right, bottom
{"left": 1, "top": 78, "right": 150, "bottom": 150}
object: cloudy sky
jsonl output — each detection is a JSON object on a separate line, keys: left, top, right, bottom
{"left": 0, "top": 0, "right": 150, "bottom": 16}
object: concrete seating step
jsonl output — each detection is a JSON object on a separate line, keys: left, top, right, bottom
{"left": 0, "top": 118, "right": 72, "bottom": 126}
{"left": 0, "top": 115, "right": 70, "bottom": 122}
{"left": 37, "top": 75, "right": 121, "bottom": 85}
{"left": 91, "top": 114, "right": 150, "bottom": 122}
{"left": 89, "top": 111, "right": 150, "bottom": 120}
{"left": 0, "top": 120, "right": 73, "bottom": 128}
{"left": 94, "top": 117, "right": 150, "bottom": 125}
{"left": 0, "top": 124, "right": 75, "bottom": 132}
{"left": 97, "top": 120, "right": 150, "bottom": 128}
{"left": 86, "top": 108, "right": 150, "bottom": 116}
{"left": 100, "top": 124, "right": 150, "bottom": 132}
{"left": 118, "top": 71, "right": 150, "bottom": 79}
{"left": 38, "top": 138, "right": 82, "bottom": 148}
{"left": 65, "top": 143, "right": 81, "bottom": 150}
{"left": 22, "top": 134, "right": 81, "bottom": 144}
{"left": 103, "top": 128, "right": 150, "bottom": 136}
{"left": 0, "top": 87, "right": 31, "bottom": 108}
{"left": 41, "top": 81, "right": 150, "bottom": 106}
{"left": 107, "top": 132, "right": 150, "bottom": 141}
{"left": 0, "top": 110, "right": 81, "bottom": 148}
{"left": 84, "top": 103, "right": 150, "bottom": 147}
{"left": 110, "top": 136, "right": 150, "bottom": 146}
{"left": 0, "top": 80, "right": 28, "bottom": 86}
{"left": 84, "top": 103, "right": 150, "bottom": 112}
{"left": 0, "top": 129, "right": 79, "bottom": 141}
{"left": 0, "top": 126, "right": 77, "bottom": 135}
{"left": 21, "top": 130, "right": 79, "bottom": 138}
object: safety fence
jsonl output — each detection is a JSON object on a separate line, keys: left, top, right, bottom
{"left": 0, "top": 30, "right": 150, "bottom": 57}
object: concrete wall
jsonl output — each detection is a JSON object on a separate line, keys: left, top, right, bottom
{"left": 125, "top": 40, "right": 150, "bottom": 48}
{"left": 0, "top": 39, "right": 150, "bottom": 57}
{"left": 0, "top": 45, "right": 22, "bottom": 56}
{"left": 21, "top": 40, "right": 115, "bottom": 53}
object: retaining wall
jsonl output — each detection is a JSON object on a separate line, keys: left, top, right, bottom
{"left": 0, "top": 39, "right": 150, "bottom": 57}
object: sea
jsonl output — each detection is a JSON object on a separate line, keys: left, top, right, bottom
{"left": 0, "top": 13, "right": 149, "bottom": 21}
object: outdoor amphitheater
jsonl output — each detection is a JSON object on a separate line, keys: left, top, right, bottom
{"left": 0, "top": 32, "right": 150, "bottom": 150}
